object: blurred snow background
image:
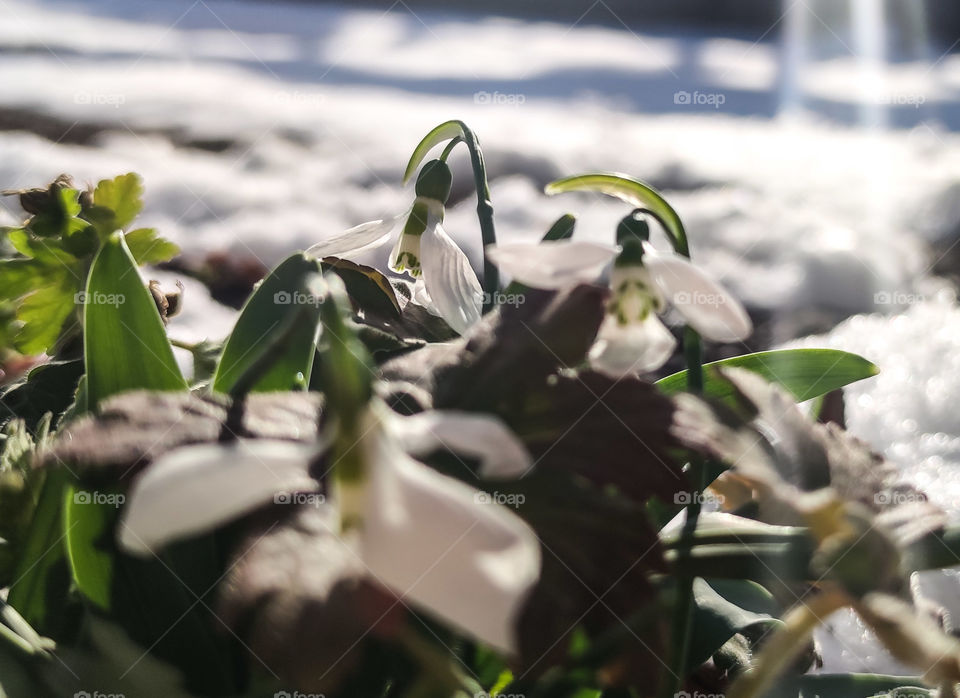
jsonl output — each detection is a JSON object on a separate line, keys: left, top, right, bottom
{"left": 3, "top": 0, "right": 960, "bottom": 675}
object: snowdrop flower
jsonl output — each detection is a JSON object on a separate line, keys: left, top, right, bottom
{"left": 305, "top": 160, "right": 482, "bottom": 334}
{"left": 117, "top": 400, "right": 540, "bottom": 655}
{"left": 487, "top": 212, "right": 751, "bottom": 376}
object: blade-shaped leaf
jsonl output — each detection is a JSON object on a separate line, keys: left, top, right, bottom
{"left": 545, "top": 173, "right": 689, "bottom": 254}
{"left": 84, "top": 232, "right": 186, "bottom": 409}
{"left": 656, "top": 349, "right": 878, "bottom": 403}
{"left": 402, "top": 120, "right": 464, "bottom": 184}
{"left": 212, "top": 253, "right": 324, "bottom": 395}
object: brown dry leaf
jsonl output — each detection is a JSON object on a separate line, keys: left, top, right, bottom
{"left": 41, "top": 390, "right": 321, "bottom": 484}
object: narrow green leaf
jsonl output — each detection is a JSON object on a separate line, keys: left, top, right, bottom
{"left": 687, "top": 578, "right": 783, "bottom": 670}
{"left": 212, "top": 253, "right": 324, "bottom": 394}
{"left": 402, "top": 120, "right": 464, "bottom": 184}
{"left": 83, "top": 232, "right": 186, "bottom": 409}
{"left": 124, "top": 228, "right": 180, "bottom": 265}
{"left": 545, "top": 172, "right": 689, "bottom": 254}
{"left": 656, "top": 349, "right": 879, "bottom": 403}
{"left": 72, "top": 233, "right": 186, "bottom": 611}
{"left": 764, "top": 674, "right": 929, "bottom": 698}
{"left": 62, "top": 486, "right": 116, "bottom": 610}
{"left": 6, "top": 469, "right": 73, "bottom": 635}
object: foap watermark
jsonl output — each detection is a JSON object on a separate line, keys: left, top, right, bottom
{"left": 876, "top": 92, "right": 926, "bottom": 108}
{"left": 474, "top": 491, "right": 525, "bottom": 509}
{"left": 675, "top": 692, "right": 725, "bottom": 698}
{"left": 874, "top": 290, "right": 924, "bottom": 306}
{"left": 274, "top": 691, "right": 324, "bottom": 698}
{"left": 75, "top": 291, "right": 125, "bottom": 307}
{"left": 875, "top": 490, "right": 928, "bottom": 507}
{"left": 274, "top": 290, "right": 323, "bottom": 306}
{"left": 73, "top": 491, "right": 125, "bottom": 508}
{"left": 74, "top": 690, "right": 125, "bottom": 698}
{"left": 483, "top": 291, "right": 525, "bottom": 307}
{"left": 274, "top": 492, "right": 326, "bottom": 507}
{"left": 272, "top": 90, "right": 326, "bottom": 108}
{"left": 475, "top": 692, "right": 525, "bottom": 698}
{"left": 674, "top": 90, "right": 725, "bottom": 109}
{"left": 673, "top": 290, "right": 727, "bottom": 309}
{"left": 74, "top": 91, "right": 126, "bottom": 109}
{"left": 674, "top": 491, "right": 724, "bottom": 507}
{"left": 474, "top": 90, "right": 525, "bottom": 107}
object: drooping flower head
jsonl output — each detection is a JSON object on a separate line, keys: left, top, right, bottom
{"left": 306, "top": 160, "right": 482, "bottom": 335}
{"left": 487, "top": 210, "right": 752, "bottom": 376}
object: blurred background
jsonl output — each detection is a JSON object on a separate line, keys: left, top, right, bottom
{"left": 3, "top": 0, "right": 960, "bottom": 674}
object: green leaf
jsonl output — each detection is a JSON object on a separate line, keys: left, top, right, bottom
{"left": 6, "top": 229, "right": 78, "bottom": 265}
{"left": 762, "top": 674, "right": 929, "bottom": 698}
{"left": 687, "top": 578, "right": 783, "bottom": 670}
{"left": 123, "top": 228, "right": 180, "bottom": 265}
{"left": 62, "top": 485, "right": 116, "bottom": 610}
{"left": 212, "top": 253, "right": 324, "bottom": 394}
{"left": 0, "top": 259, "right": 51, "bottom": 301}
{"left": 545, "top": 172, "right": 690, "bottom": 254}
{"left": 402, "top": 120, "right": 464, "bottom": 184}
{"left": 6, "top": 469, "right": 75, "bottom": 636}
{"left": 656, "top": 349, "right": 878, "bottom": 403}
{"left": 89, "top": 173, "right": 144, "bottom": 231}
{"left": 83, "top": 232, "right": 187, "bottom": 409}
{"left": 14, "top": 269, "right": 78, "bottom": 355}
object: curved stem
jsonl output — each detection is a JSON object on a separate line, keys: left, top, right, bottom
{"left": 454, "top": 121, "right": 499, "bottom": 310}
{"left": 439, "top": 136, "right": 463, "bottom": 162}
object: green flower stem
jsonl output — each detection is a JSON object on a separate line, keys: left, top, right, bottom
{"left": 660, "top": 226, "right": 707, "bottom": 698}
{"left": 455, "top": 122, "right": 499, "bottom": 310}
{"left": 439, "top": 135, "right": 463, "bottom": 162}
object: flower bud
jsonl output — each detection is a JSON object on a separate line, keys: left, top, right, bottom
{"left": 414, "top": 159, "right": 452, "bottom": 204}
{"left": 616, "top": 209, "right": 650, "bottom": 244}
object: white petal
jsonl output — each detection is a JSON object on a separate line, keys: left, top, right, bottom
{"left": 117, "top": 440, "right": 319, "bottom": 556}
{"left": 305, "top": 215, "right": 401, "bottom": 260}
{"left": 411, "top": 278, "right": 440, "bottom": 316}
{"left": 420, "top": 220, "right": 483, "bottom": 335}
{"left": 643, "top": 243, "right": 752, "bottom": 342}
{"left": 486, "top": 240, "right": 619, "bottom": 290}
{"left": 589, "top": 313, "right": 677, "bottom": 376}
{"left": 359, "top": 433, "right": 540, "bottom": 654}
{"left": 389, "top": 410, "right": 532, "bottom": 479}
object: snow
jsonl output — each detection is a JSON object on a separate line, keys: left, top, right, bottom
{"left": 4, "top": 0, "right": 960, "bottom": 678}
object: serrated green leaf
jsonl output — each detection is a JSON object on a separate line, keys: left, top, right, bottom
{"left": 6, "top": 229, "right": 78, "bottom": 266}
{"left": 83, "top": 232, "right": 186, "bottom": 409}
{"left": 656, "top": 349, "right": 878, "bottom": 403}
{"left": 124, "top": 228, "right": 180, "bottom": 265}
{"left": 546, "top": 172, "right": 690, "bottom": 254}
{"left": 90, "top": 173, "right": 143, "bottom": 232}
{"left": 212, "top": 253, "right": 324, "bottom": 394}
{"left": 0, "top": 259, "right": 50, "bottom": 300}
{"left": 403, "top": 120, "right": 464, "bottom": 184}
{"left": 14, "top": 270, "right": 78, "bottom": 355}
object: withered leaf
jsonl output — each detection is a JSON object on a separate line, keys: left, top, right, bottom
{"left": 217, "top": 503, "right": 403, "bottom": 694}
{"left": 381, "top": 283, "right": 607, "bottom": 409}
{"left": 671, "top": 368, "right": 945, "bottom": 543}
{"left": 41, "top": 390, "right": 322, "bottom": 484}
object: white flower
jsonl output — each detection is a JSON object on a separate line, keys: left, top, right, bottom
{"left": 306, "top": 198, "right": 482, "bottom": 334}
{"left": 117, "top": 403, "right": 540, "bottom": 655}
{"left": 487, "top": 238, "right": 752, "bottom": 376}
